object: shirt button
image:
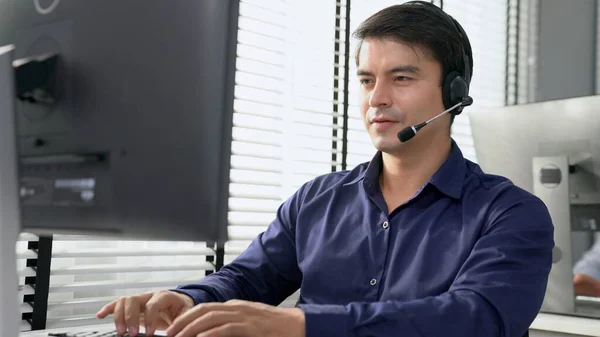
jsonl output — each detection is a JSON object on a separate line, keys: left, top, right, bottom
{"left": 370, "top": 278, "right": 377, "bottom": 286}
{"left": 382, "top": 221, "right": 389, "bottom": 229}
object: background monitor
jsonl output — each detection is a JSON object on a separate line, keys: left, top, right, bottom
{"left": 469, "top": 95, "right": 600, "bottom": 196}
{"left": 0, "top": 0, "right": 239, "bottom": 243}
{"left": 469, "top": 95, "right": 600, "bottom": 317}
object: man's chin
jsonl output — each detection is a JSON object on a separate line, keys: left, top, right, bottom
{"left": 372, "top": 137, "right": 406, "bottom": 153}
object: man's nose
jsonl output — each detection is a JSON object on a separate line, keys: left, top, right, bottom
{"left": 369, "top": 82, "right": 392, "bottom": 108}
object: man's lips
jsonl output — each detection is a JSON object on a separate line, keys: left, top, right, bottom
{"left": 371, "top": 120, "right": 398, "bottom": 130}
{"left": 370, "top": 118, "right": 398, "bottom": 123}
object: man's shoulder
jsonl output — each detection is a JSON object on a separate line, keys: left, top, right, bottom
{"left": 464, "top": 159, "right": 534, "bottom": 199}
{"left": 463, "top": 160, "right": 552, "bottom": 227}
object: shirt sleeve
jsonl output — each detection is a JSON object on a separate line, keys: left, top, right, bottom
{"left": 298, "top": 195, "right": 554, "bottom": 337}
{"left": 172, "top": 184, "right": 307, "bottom": 306}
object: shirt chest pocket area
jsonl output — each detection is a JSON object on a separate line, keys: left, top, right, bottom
{"left": 296, "top": 223, "right": 379, "bottom": 303}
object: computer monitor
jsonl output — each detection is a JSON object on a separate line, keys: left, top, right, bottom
{"left": 1, "top": 1, "right": 240, "bottom": 336}
{"left": 469, "top": 95, "right": 600, "bottom": 317}
{"left": 0, "top": 0, "right": 240, "bottom": 242}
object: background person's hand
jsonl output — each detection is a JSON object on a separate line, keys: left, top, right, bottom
{"left": 96, "top": 290, "right": 194, "bottom": 336}
{"left": 165, "top": 299, "right": 305, "bottom": 337}
{"left": 574, "top": 274, "right": 600, "bottom": 297}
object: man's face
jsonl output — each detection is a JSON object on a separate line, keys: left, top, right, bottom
{"left": 357, "top": 38, "right": 448, "bottom": 154}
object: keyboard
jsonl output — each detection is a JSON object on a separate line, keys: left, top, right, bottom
{"left": 47, "top": 330, "right": 164, "bottom": 337}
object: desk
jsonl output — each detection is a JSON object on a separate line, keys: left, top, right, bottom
{"left": 18, "top": 313, "right": 600, "bottom": 337}
{"left": 531, "top": 313, "right": 600, "bottom": 337}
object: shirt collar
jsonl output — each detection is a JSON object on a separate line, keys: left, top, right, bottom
{"left": 342, "top": 151, "right": 381, "bottom": 187}
{"left": 343, "top": 139, "right": 466, "bottom": 199}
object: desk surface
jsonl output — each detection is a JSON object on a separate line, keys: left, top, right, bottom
{"left": 531, "top": 313, "right": 600, "bottom": 336}
{"left": 18, "top": 313, "right": 600, "bottom": 337}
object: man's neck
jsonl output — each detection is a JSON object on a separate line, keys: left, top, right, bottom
{"left": 380, "top": 137, "right": 452, "bottom": 199}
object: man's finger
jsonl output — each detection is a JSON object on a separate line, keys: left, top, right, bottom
{"left": 143, "top": 295, "right": 163, "bottom": 336}
{"left": 96, "top": 300, "right": 117, "bottom": 319}
{"left": 166, "top": 303, "right": 239, "bottom": 336}
{"left": 113, "top": 298, "right": 126, "bottom": 336}
{"left": 125, "top": 297, "right": 141, "bottom": 336}
{"left": 160, "top": 311, "right": 174, "bottom": 325}
{"left": 174, "top": 311, "right": 241, "bottom": 337}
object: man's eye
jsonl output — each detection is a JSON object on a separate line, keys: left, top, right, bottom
{"left": 359, "top": 79, "right": 373, "bottom": 85}
{"left": 395, "top": 76, "right": 411, "bottom": 82}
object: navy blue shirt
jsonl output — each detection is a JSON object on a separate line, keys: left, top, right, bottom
{"left": 175, "top": 141, "right": 554, "bottom": 337}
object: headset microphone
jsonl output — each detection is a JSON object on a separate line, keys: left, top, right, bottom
{"left": 397, "top": 96, "right": 473, "bottom": 143}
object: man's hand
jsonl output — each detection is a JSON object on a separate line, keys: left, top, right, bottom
{"left": 96, "top": 290, "right": 195, "bottom": 336}
{"left": 165, "top": 299, "right": 305, "bottom": 337}
{"left": 574, "top": 274, "right": 600, "bottom": 296}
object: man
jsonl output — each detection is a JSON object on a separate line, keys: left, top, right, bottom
{"left": 97, "top": 2, "right": 554, "bottom": 336}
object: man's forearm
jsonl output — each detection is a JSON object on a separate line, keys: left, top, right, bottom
{"left": 173, "top": 262, "right": 263, "bottom": 305}
{"left": 299, "top": 289, "right": 516, "bottom": 337}
{"left": 173, "top": 229, "right": 301, "bottom": 306}
{"left": 173, "top": 280, "right": 222, "bottom": 305}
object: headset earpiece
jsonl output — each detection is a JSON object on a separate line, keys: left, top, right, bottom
{"left": 408, "top": 2, "right": 473, "bottom": 116}
{"left": 442, "top": 71, "right": 469, "bottom": 115}
{"left": 441, "top": 15, "right": 472, "bottom": 116}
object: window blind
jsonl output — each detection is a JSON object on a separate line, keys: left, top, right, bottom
{"left": 17, "top": 233, "right": 36, "bottom": 332}
{"left": 506, "top": 0, "right": 535, "bottom": 105}
{"left": 519, "top": 0, "right": 538, "bottom": 104}
{"left": 43, "top": 236, "right": 213, "bottom": 329}
{"left": 225, "top": 0, "right": 341, "bottom": 308}
{"left": 506, "top": 0, "right": 519, "bottom": 106}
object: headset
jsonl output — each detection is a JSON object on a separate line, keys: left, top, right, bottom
{"left": 396, "top": 1, "right": 474, "bottom": 142}
{"left": 442, "top": 17, "right": 472, "bottom": 115}
{"left": 412, "top": 1, "right": 473, "bottom": 115}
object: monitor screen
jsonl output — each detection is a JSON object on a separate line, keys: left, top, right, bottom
{"left": 0, "top": 0, "right": 239, "bottom": 243}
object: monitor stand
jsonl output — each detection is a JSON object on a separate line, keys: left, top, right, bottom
{"left": 0, "top": 44, "right": 22, "bottom": 337}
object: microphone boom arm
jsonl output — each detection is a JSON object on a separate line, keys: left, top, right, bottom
{"left": 397, "top": 96, "right": 473, "bottom": 143}
{"left": 425, "top": 101, "right": 463, "bottom": 124}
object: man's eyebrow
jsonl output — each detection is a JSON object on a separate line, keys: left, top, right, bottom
{"left": 356, "top": 65, "right": 421, "bottom": 76}
{"left": 387, "top": 65, "right": 420, "bottom": 74}
{"left": 356, "top": 69, "right": 373, "bottom": 77}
